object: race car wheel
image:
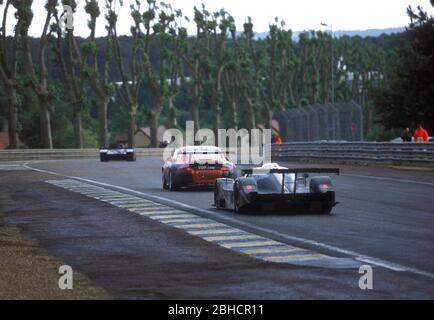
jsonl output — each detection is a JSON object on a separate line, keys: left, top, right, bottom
{"left": 169, "top": 172, "right": 179, "bottom": 191}
{"left": 234, "top": 185, "right": 243, "bottom": 213}
{"left": 214, "top": 189, "right": 220, "bottom": 209}
{"left": 162, "top": 174, "right": 169, "bottom": 190}
{"left": 214, "top": 188, "right": 225, "bottom": 209}
{"left": 100, "top": 154, "right": 108, "bottom": 162}
{"left": 127, "top": 153, "right": 136, "bottom": 162}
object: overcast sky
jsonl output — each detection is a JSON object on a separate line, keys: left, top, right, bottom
{"left": 2, "top": 0, "right": 434, "bottom": 37}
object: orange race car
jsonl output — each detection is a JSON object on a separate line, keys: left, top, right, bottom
{"left": 162, "top": 146, "right": 236, "bottom": 191}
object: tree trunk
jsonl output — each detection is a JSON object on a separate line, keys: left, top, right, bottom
{"left": 97, "top": 97, "right": 109, "bottom": 148}
{"left": 288, "top": 82, "right": 297, "bottom": 107}
{"left": 167, "top": 97, "right": 177, "bottom": 129}
{"left": 265, "top": 107, "right": 273, "bottom": 130}
{"left": 279, "top": 90, "right": 287, "bottom": 111}
{"left": 190, "top": 74, "right": 201, "bottom": 136}
{"left": 244, "top": 96, "right": 256, "bottom": 130}
{"left": 149, "top": 108, "right": 161, "bottom": 148}
{"left": 212, "top": 99, "right": 221, "bottom": 137}
{"left": 6, "top": 85, "right": 19, "bottom": 149}
{"left": 128, "top": 105, "right": 137, "bottom": 149}
{"left": 190, "top": 100, "right": 200, "bottom": 136}
{"left": 72, "top": 104, "right": 83, "bottom": 149}
{"left": 38, "top": 95, "right": 53, "bottom": 149}
{"left": 228, "top": 98, "right": 237, "bottom": 129}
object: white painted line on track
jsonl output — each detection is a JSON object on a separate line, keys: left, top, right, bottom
{"left": 46, "top": 178, "right": 331, "bottom": 266}
{"left": 0, "top": 164, "right": 29, "bottom": 171}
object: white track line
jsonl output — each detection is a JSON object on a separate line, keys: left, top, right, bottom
{"left": 23, "top": 161, "right": 434, "bottom": 280}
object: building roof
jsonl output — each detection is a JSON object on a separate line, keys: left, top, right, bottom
{"left": 136, "top": 126, "right": 167, "bottom": 143}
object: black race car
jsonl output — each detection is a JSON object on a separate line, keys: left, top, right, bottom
{"left": 214, "top": 164, "right": 340, "bottom": 214}
{"left": 100, "top": 147, "right": 136, "bottom": 162}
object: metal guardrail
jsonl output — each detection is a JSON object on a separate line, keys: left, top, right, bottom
{"left": 272, "top": 142, "right": 434, "bottom": 166}
{"left": 0, "top": 148, "right": 165, "bottom": 161}
{"left": 2, "top": 143, "right": 434, "bottom": 167}
{"left": 0, "top": 147, "right": 240, "bottom": 162}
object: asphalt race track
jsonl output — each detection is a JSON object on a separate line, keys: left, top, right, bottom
{"left": 1, "top": 158, "right": 434, "bottom": 299}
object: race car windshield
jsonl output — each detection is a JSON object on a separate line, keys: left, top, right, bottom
{"left": 252, "top": 173, "right": 296, "bottom": 194}
{"left": 176, "top": 152, "right": 226, "bottom": 164}
{"left": 253, "top": 175, "right": 282, "bottom": 193}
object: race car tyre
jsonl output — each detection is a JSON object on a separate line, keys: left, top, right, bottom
{"left": 127, "top": 153, "right": 136, "bottom": 162}
{"left": 100, "top": 154, "right": 108, "bottom": 162}
{"left": 214, "top": 189, "right": 220, "bottom": 208}
{"left": 214, "top": 187, "right": 225, "bottom": 209}
{"left": 169, "top": 172, "right": 179, "bottom": 191}
{"left": 234, "top": 185, "right": 244, "bottom": 214}
{"left": 162, "top": 174, "right": 169, "bottom": 190}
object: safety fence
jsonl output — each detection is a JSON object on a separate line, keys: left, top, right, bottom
{"left": 0, "top": 148, "right": 165, "bottom": 161}
{"left": 271, "top": 142, "right": 434, "bottom": 166}
{"left": 2, "top": 143, "right": 434, "bottom": 167}
{"left": 274, "top": 102, "right": 364, "bottom": 142}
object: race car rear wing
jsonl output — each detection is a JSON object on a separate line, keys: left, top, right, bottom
{"left": 241, "top": 168, "right": 340, "bottom": 175}
{"left": 242, "top": 168, "right": 340, "bottom": 194}
{"left": 100, "top": 148, "right": 135, "bottom": 153}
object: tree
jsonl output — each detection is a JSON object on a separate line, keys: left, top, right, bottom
{"left": 83, "top": 0, "right": 114, "bottom": 148}
{"left": 54, "top": 0, "right": 86, "bottom": 148}
{"left": 20, "top": 0, "right": 56, "bottom": 149}
{"left": 237, "top": 17, "right": 265, "bottom": 130}
{"left": 106, "top": 0, "right": 144, "bottom": 148}
{"left": 260, "top": 19, "right": 287, "bottom": 129}
{"left": 201, "top": 8, "right": 232, "bottom": 135}
{"left": 0, "top": 0, "right": 20, "bottom": 148}
{"left": 275, "top": 25, "right": 294, "bottom": 110}
{"left": 164, "top": 7, "right": 183, "bottom": 130}
{"left": 375, "top": 4, "right": 434, "bottom": 131}
{"left": 106, "top": 0, "right": 182, "bottom": 148}
{"left": 221, "top": 13, "right": 238, "bottom": 129}
{"left": 178, "top": 5, "right": 208, "bottom": 136}
{"left": 134, "top": 0, "right": 182, "bottom": 147}
{"left": 0, "top": 2, "right": 413, "bottom": 146}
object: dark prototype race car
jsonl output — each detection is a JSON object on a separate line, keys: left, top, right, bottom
{"left": 214, "top": 164, "right": 340, "bottom": 214}
{"left": 162, "top": 146, "right": 235, "bottom": 191}
{"left": 100, "top": 147, "right": 136, "bottom": 162}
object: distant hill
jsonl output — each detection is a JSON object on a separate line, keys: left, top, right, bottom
{"left": 333, "top": 27, "right": 406, "bottom": 38}
{"left": 255, "top": 27, "right": 406, "bottom": 40}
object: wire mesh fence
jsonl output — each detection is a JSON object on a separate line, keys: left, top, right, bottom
{"left": 274, "top": 101, "right": 364, "bottom": 142}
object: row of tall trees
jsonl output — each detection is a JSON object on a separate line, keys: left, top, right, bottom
{"left": 0, "top": 0, "right": 414, "bottom": 148}
{"left": 375, "top": 3, "right": 434, "bottom": 132}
